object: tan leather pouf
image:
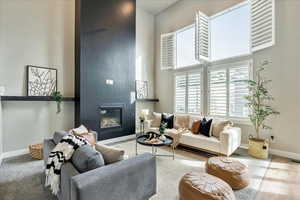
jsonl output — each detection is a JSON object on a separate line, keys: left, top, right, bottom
{"left": 206, "top": 157, "right": 250, "bottom": 190}
{"left": 179, "top": 172, "right": 236, "bottom": 200}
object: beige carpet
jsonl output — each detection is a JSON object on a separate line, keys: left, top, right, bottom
{"left": 111, "top": 140, "right": 271, "bottom": 200}
{"left": 0, "top": 140, "right": 270, "bottom": 200}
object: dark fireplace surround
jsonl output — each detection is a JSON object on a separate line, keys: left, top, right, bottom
{"left": 75, "top": 0, "right": 136, "bottom": 141}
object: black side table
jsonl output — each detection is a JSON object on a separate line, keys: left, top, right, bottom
{"left": 136, "top": 133, "right": 175, "bottom": 160}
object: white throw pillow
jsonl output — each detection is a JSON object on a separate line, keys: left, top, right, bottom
{"left": 71, "top": 125, "right": 89, "bottom": 135}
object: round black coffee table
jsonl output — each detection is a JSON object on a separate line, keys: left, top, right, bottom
{"left": 136, "top": 132, "right": 175, "bottom": 159}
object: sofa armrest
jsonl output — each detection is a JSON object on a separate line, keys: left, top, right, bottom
{"left": 70, "top": 153, "right": 156, "bottom": 200}
{"left": 219, "top": 127, "right": 241, "bottom": 156}
{"left": 59, "top": 162, "right": 80, "bottom": 200}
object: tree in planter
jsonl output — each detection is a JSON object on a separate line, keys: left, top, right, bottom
{"left": 244, "top": 61, "right": 279, "bottom": 158}
{"left": 245, "top": 61, "right": 280, "bottom": 139}
{"left": 52, "top": 91, "right": 63, "bottom": 113}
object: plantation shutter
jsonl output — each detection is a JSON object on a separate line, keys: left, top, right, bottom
{"left": 195, "top": 11, "right": 210, "bottom": 62}
{"left": 251, "top": 0, "right": 275, "bottom": 52}
{"left": 229, "top": 62, "right": 251, "bottom": 118}
{"left": 208, "top": 69, "right": 227, "bottom": 116}
{"left": 175, "top": 74, "right": 186, "bottom": 113}
{"left": 188, "top": 72, "right": 201, "bottom": 114}
{"left": 161, "top": 33, "right": 176, "bottom": 70}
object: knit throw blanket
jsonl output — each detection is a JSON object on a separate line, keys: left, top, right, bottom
{"left": 45, "top": 134, "right": 89, "bottom": 195}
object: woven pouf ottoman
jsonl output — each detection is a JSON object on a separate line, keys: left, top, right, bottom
{"left": 179, "top": 172, "right": 236, "bottom": 200}
{"left": 206, "top": 157, "right": 250, "bottom": 190}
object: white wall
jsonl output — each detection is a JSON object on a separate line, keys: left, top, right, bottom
{"left": 0, "top": 0, "right": 75, "bottom": 152}
{"left": 154, "top": 0, "right": 300, "bottom": 154}
{"left": 0, "top": 98, "right": 3, "bottom": 162}
{"left": 135, "top": 7, "right": 155, "bottom": 132}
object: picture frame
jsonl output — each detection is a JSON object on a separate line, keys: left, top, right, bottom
{"left": 26, "top": 65, "right": 57, "bottom": 96}
{"left": 135, "top": 80, "right": 148, "bottom": 99}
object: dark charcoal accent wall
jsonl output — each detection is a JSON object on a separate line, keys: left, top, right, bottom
{"left": 75, "top": 0, "right": 136, "bottom": 140}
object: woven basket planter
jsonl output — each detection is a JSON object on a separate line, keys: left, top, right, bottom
{"left": 248, "top": 138, "right": 269, "bottom": 159}
{"left": 29, "top": 143, "right": 43, "bottom": 160}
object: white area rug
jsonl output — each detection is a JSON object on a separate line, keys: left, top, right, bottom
{"left": 111, "top": 140, "right": 271, "bottom": 200}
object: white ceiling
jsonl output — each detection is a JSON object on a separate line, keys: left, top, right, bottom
{"left": 137, "top": 0, "right": 181, "bottom": 15}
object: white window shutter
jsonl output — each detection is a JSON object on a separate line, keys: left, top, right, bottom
{"left": 187, "top": 72, "right": 202, "bottom": 114}
{"left": 161, "top": 33, "right": 176, "bottom": 70}
{"left": 229, "top": 62, "right": 251, "bottom": 118}
{"left": 175, "top": 74, "right": 186, "bottom": 113}
{"left": 251, "top": 0, "right": 275, "bottom": 52}
{"left": 208, "top": 69, "right": 227, "bottom": 117}
{"left": 195, "top": 11, "right": 210, "bottom": 62}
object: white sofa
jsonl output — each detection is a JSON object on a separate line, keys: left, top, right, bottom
{"left": 144, "top": 114, "right": 241, "bottom": 156}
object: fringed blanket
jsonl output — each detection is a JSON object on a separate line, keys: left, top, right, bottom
{"left": 45, "top": 134, "right": 89, "bottom": 195}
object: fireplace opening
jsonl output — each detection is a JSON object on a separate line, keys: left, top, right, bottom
{"left": 99, "top": 106, "right": 122, "bottom": 129}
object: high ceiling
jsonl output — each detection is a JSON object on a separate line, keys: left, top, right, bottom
{"left": 137, "top": 0, "right": 181, "bottom": 15}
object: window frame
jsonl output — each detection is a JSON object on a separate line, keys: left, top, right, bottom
{"left": 174, "top": 69, "right": 204, "bottom": 115}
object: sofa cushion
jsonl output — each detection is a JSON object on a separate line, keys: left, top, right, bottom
{"left": 212, "top": 120, "right": 233, "bottom": 138}
{"left": 151, "top": 112, "right": 162, "bottom": 127}
{"left": 174, "top": 114, "right": 190, "bottom": 129}
{"left": 53, "top": 131, "right": 68, "bottom": 144}
{"left": 161, "top": 113, "right": 174, "bottom": 129}
{"left": 189, "top": 115, "right": 202, "bottom": 129}
{"left": 191, "top": 120, "right": 201, "bottom": 134}
{"left": 199, "top": 118, "right": 213, "bottom": 137}
{"left": 72, "top": 145, "right": 105, "bottom": 173}
{"left": 95, "top": 144, "right": 125, "bottom": 164}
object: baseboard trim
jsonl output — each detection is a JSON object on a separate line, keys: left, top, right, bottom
{"left": 98, "top": 134, "right": 135, "bottom": 145}
{"left": 2, "top": 148, "right": 29, "bottom": 160}
{"left": 240, "top": 143, "right": 300, "bottom": 160}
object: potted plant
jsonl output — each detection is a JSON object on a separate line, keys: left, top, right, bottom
{"left": 244, "top": 61, "right": 279, "bottom": 159}
{"left": 52, "top": 91, "right": 63, "bottom": 113}
{"left": 159, "top": 122, "right": 167, "bottom": 141}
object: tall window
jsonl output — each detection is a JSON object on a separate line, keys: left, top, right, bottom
{"left": 208, "top": 69, "right": 227, "bottom": 116}
{"left": 175, "top": 71, "right": 202, "bottom": 114}
{"left": 208, "top": 60, "right": 251, "bottom": 118}
{"left": 210, "top": 2, "right": 251, "bottom": 61}
{"left": 176, "top": 25, "right": 199, "bottom": 68}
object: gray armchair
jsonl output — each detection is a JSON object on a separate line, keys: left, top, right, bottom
{"left": 43, "top": 132, "right": 157, "bottom": 200}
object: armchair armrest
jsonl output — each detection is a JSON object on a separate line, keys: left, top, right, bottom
{"left": 70, "top": 153, "right": 156, "bottom": 200}
{"left": 220, "top": 127, "right": 241, "bottom": 156}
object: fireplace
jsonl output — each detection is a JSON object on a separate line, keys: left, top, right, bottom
{"left": 99, "top": 106, "right": 122, "bottom": 129}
